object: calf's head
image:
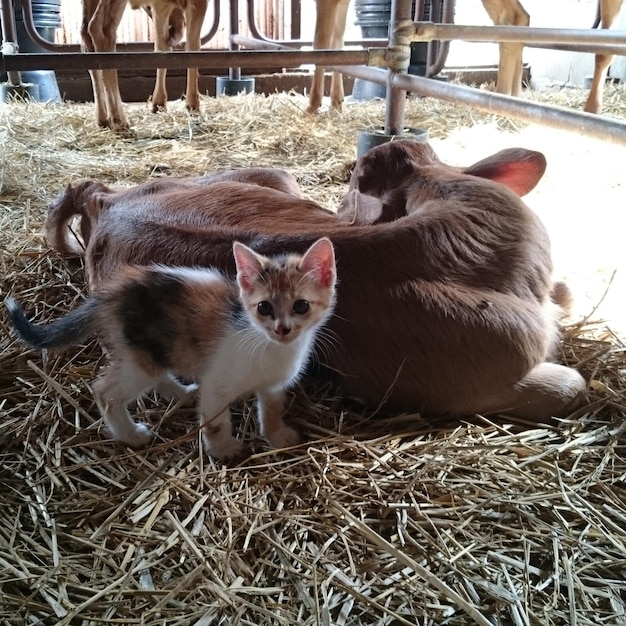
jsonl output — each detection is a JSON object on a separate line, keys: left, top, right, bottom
{"left": 338, "top": 140, "right": 547, "bottom": 225}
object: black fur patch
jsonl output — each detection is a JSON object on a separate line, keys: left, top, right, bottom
{"left": 121, "top": 272, "right": 184, "bottom": 368}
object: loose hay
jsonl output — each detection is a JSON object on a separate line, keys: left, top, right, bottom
{"left": 1, "top": 89, "right": 625, "bottom": 625}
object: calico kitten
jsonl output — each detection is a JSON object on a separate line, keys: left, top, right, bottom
{"left": 5, "top": 238, "right": 336, "bottom": 460}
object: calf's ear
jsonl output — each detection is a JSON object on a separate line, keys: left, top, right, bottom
{"left": 463, "top": 148, "right": 547, "bottom": 196}
{"left": 337, "top": 189, "right": 384, "bottom": 225}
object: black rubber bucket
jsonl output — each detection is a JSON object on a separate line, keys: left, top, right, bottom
{"left": 357, "top": 126, "right": 429, "bottom": 158}
{"left": 1, "top": 0, "right": 62, "bottom": 102}
{"left": 351, "top": 0, "right": 392, "bottom": 101}
{"left": 354, "top": 0, "right": 393, "bottom": 40}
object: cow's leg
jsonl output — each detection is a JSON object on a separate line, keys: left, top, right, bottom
{"left": 184, "top": 0, "right": 208, "bottom": 111}
{"left": 83, "top": 0, "right": 130, "bottom": 131}
{"left": 481, "top": 0, "right": 530, "bottom": 97}
{"left": 150, "top": 4, "right": 174, "bottom": 112}
{"left": 81, "top": 0, "right": 104, "bottom": 123}
{"left": 583, "top": 0, "right": 623, "bottom": 114}
{"left": 482, "top": 362, "right": 587, "bottom": 421}
{"left": 329, "top": 0, "right": 351, "bottom": 111}
{"left": 308, "top": 0, "right": 341, "bottom": 113}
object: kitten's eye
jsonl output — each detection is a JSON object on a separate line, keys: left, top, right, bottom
{"left": 293, "top": 300, "right": 310, "bottom": 315}
{"left": 257, "top": 301, "right": 274, "bottom": 317}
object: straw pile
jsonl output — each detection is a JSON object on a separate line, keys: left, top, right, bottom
{"left": 1, "top": 86, "right": 625, "bottom": 625}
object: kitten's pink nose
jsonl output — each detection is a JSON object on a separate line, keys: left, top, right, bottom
{"left": 275, "top": 325, "right": 291, "bottom": 337}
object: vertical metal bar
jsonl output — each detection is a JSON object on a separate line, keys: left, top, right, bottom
{"left": 0, "top": 0, "right": 23, "bottom": 85}
{"left": 384, "top": 0, "right": 413, "bottom": 134}
{"left": 229, "top": 0, "right": 242, "bottom": 80}
{"left": 200, "top": 0, "right": 222, "bottom": 46}
{"left": 246, "top": 0, "right": 266, "bottom": 41}
{"left": 291, "top": 0, "right": 301, "bottom": 41}
{"left": 427, "top": 0, "right": 454, "bottom": 77}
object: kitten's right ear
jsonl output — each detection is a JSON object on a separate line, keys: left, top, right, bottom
{"left": 233, "top": 242, "right": 264, "bottom": 290}
{"left": 337, "top": 189, "right": 384, "bottom": 225}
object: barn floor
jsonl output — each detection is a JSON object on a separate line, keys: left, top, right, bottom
{"left": 1, "top": 87, "right": 625, "bottom": 625}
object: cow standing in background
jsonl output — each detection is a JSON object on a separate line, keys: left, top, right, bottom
{"left": 584, "top": 0, "right": 624, "bottom": 113}
{"left": 307, "top": 0, "right": 623, "bottom": 115}
{"left": 81, "top": 0, "right": 208, "bottom": 132}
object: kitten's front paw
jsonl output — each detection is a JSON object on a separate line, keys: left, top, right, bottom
{"left": 202, "top": 433, "right": 245, "bottom": 461}
{"left": 265, "top": 425, "right": 302, "bottom": 450}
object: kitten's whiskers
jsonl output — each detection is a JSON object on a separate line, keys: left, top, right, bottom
{"left": 235, "top": 327, "right": 269, "bottom": 361}
{"left": 313, "top": 327, "right": 340, "bottom": 362}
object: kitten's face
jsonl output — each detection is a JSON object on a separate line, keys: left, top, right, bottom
{"left": 233, "top": 239, "right": 336, "bottom": 345}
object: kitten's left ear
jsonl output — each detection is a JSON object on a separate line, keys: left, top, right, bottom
{"left": 301, "top": 238, "right": 336, "bottom": 288}
{"left": 233, "top": 241, "right": 264, "bottom": 290}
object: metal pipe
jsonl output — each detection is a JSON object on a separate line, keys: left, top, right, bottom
{"left": 231, "top": 37, "right": 394, "bottom": 87}
{"left": 312, "top": 62, "right": 626, "bottom": 145}
{"left": 0, "top": 0, "right": 23, "bottom": 85}
{"left": 21, "top": 0, "right": 72, "bottom": 52}
{"left": 17, "top": 0, "right": 221, "bottom": 53}
{"left": 200, "top": 0, "right": 221, "bottom": 46}
{"left": 232, "top": 34, "right": 299, "bottom": 50}
{"left": 408, "top": 21, "right": 626, "bottom": 48}
{"left": 426, "top": 0, "right": 454, "bottom": 77}
{"left": 326, "top": 63, "right": 388, "bottom": 85}
{"left": 246, "top": 0, "right": 268, "bottom": 42}
{"left": 391, "top": 70, "right": 626, "bottom": 145}
{"left": 229, "top": 0, "right": 241, "bottom": 81}
{"left": 384, "top": 0, "right": 413, "bottom": 135}
{"left": 1, "top": 49, "right": 372, "bottom": 72}
{"left": 232, "top": 34, "right": 388, "bottom": 49}
{"left": 525, "top": 42, "right": 626, "bottom": 56}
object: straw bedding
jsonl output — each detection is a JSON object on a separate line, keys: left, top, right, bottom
{"left": 1, "top": 86, "right": 626, "bottom": 625}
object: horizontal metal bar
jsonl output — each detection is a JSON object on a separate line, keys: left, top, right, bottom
{"left": 525, "top": 42, "right": 626, "bottom": 56}
{"left": 1, "top": 49, "right": 371, "bottom": 73}
{"left": 389, "top": 69, "right": 626, "bottom": 145}
{"left": 407, "top": 22, "right": 626, "bottom": 49}
{"left": 319, "top": 64, "right": 626, "bottom": 144}
{"left": 232, "top": 36, "right": 389, "bottom": 49}
{"left": 234, "top": 35, "right": 626, "bottom": 145}
{"left": 233, "top": 34, "right": 393, "bottom": 70}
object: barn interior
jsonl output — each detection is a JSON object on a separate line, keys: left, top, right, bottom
{"left": 1, "top": 1, "right": 626, "bottom": 624}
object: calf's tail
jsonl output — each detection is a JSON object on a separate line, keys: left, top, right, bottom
{"left": 45, "top": 180, "right": 110, "bottom": 256}
{"left": 5, "top": 297, "right": 100, "bottom": 350}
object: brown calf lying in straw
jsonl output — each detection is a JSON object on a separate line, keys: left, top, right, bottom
{"left": 81, "top": 0, "right": 208, "bottom": 131}
{"left": 309, "top": 0, "right": 622, "bottom": 114}
{"left": 47, "top": 141, "right": 586, "bottom": 420}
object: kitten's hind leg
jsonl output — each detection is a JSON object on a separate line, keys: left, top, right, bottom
{"left": 257, "top": 389, "right": 301, "bottom": 450}
{"left": 198, "top": 385, "right": 244, "bottom": 461}
{"left": 156, "top": 374, "right": 198, "bottom": 407}
{"left": 93, "top": 358, "right": 160, "bottom": 448}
